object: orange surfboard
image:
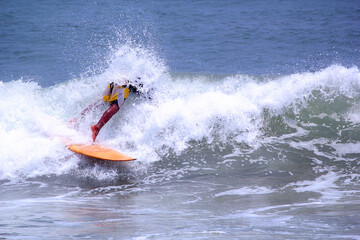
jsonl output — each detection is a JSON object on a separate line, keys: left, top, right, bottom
{"left": 67, "top": 144, "right": 136, "bottom": 161}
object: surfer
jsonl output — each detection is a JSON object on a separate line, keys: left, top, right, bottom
{"left": 70, "top": 78, "right": 140, "bottom": 142}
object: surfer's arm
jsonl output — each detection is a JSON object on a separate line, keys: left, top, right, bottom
{"left": 80, "top": 100, "right": 103, "bottom": 117}
{"left": 68, "top": 99, "right": 103, "bottom": 125}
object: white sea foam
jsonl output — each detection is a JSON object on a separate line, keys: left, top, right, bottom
{"left": 286, "top": 171, "right": 342, "bottom": 201}
{"left": 215, "top": 186, "right": 274, "bottom": 197}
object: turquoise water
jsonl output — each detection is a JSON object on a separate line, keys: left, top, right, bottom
{"left": 1, "top": 1, "right": 360, "bottom": 239}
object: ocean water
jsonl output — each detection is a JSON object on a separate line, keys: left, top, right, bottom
{"left": 1, "top": 0, "right": 360, "bottom": 239}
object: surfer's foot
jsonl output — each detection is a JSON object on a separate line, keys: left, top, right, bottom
{"left": 91, "top": 125, "right": 100, "bottom": 142}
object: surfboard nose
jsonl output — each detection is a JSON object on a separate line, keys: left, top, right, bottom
{"left": 68, "top": 144, "right": 136, "bottom": 161}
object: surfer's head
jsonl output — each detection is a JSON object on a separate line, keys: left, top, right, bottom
{"left": 118, "top": 77, "right": 129, "bottom": 87}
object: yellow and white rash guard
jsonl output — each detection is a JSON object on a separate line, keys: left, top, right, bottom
{"left": 102, "top": 82, "right": 130, "bottom": 106}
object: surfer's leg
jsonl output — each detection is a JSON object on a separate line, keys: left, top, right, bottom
{"left": 91, "top": 103, "right": 119, "bottom": 142}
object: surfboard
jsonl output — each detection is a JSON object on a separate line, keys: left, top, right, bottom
{"left": 67, "top": 144, "right": 136, "bottom": 161}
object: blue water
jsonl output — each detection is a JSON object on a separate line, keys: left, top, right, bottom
{"left": 1, "top": 1, "right": 360, "bottom": 239}
{"left": 1, "top": 0, "right": 359, "bottom": 86}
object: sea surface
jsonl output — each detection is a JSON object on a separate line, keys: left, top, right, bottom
{"left": 1, "top": 0, "right": 360, "bottom": 239}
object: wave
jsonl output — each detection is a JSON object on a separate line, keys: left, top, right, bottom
{"left": 1, "top": 44, "right": 360, "bottom": 181}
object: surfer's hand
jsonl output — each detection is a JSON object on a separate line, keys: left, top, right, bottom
{"left": 68, "top": 118, "right": 77, "bottom": 127}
